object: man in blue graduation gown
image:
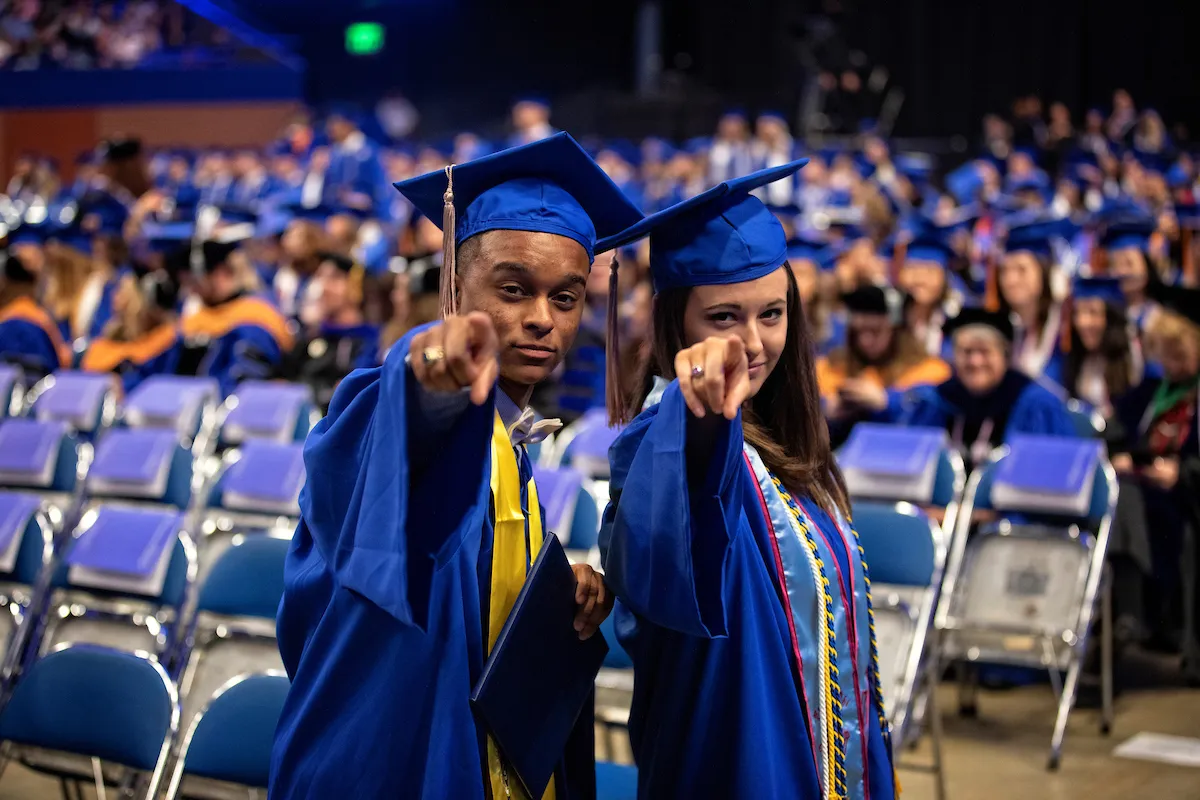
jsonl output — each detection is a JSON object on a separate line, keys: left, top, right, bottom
{"left": 270, "top": 133, "right": 642, "bottom": 799}
{"left": 897, "top": 307, "right": 1077, "bottom": 468}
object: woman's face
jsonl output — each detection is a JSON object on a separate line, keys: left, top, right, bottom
{"left": 999, "top": 251, "right": 1043, "bottom": 309}
{"left": 316, "top": 262, "right": 350, "bottom": 318}
{"left": 789, "top": 259, "right": 818, "bottom": 306}
{"left": 898, "top": 261, "right": 945, "bottom": 309}
{"left": 1109, "top": 247, "right": 1148, "bottom": 296}
{"left": 849, "top": 313, "right": 894, "bottom": 362}
{"left": 281, "top": 222, "right": 311, "bottom": 260}
{"left": 953, "top": 329, "right": 1008, "bottom": 395}
{"left": 1156, "top": 333, "right": 1200, "bottom": 384}
{"left": 1073, "top": 297, "right": 1108, "bottom": 352}
{"left": 682, "top": 267, "right": 790, "bottom": 399}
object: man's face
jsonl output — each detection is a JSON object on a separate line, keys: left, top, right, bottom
{"left": 457, "top": 230, "right": 590, "bottom": 391}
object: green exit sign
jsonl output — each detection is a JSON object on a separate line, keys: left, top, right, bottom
{"left": 346, "top": 22, "right": 385, "bottom": 55}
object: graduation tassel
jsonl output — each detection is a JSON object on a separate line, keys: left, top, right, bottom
{"left": 1090, "top": 237, "right": 1107, "bottom": 276}
{"left": 984, "top": 251, "right": 1000, "bottom": 312}
{"left": 890, "top": 238, "right": 907, "bottom": 286}
{"left": 440, "top": 164, "right": 459, "bottom": 319}
{"left": 1060, "top": 294, "right": 1073, "bottom": 354}
{"left": 605, "top": 253, "right": 627, "bottom": 426}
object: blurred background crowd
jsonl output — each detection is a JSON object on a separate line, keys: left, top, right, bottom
{"left": 1, "top": 0, "right": 1200, "bottom": 794}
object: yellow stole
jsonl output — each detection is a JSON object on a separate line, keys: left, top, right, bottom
{"left": 485, "top": 413, "right": 555, "bottom": 800}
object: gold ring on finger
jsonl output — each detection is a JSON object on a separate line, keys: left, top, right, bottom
{"left": 690, "top": 364, "right": 705, "bottom": 379}
{"left": 422, "top": 346, "right": 446, "bottom": 366}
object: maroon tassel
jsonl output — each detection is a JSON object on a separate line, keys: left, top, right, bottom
{"left": 605, "top": 253, "right": 626, "bottom": 426}
{"left": 439, "top": 164, "right": 458, "bottom": 318}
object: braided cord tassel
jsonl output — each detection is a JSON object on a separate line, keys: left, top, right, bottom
{"left": 773, "top": 477, "right": 848, "bottom": 800}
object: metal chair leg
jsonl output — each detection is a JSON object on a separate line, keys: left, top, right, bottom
{"left": 91, "top": 757, "right": 107, "bottom": 800}
{"left": 1101, "top": 575, "right": 1115, "bottom": 735}
{"left": 956, "top": 661, "right": 978, "bottom": 717}
{"left": 1047, "top": 651, "right": 1083, "bottom": 770}
{"left": 927, "top": 667, "right": 949, "bottom": 800}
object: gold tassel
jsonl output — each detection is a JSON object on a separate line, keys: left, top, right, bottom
{"left": 1183, "top": 228, "right": 1195, "bottom": 287}
{"left": 1091, "top": 236, "right": 1107, "bottom": 276}
{"left": 349, "top": 263, "right": 365, "bottom": 306}
{"left": 984, "top": 251, "right": 1000, "bottom": 312}
{"left": 891, "top": 238, "right": 907, "bottom": 286}
{"left": 440, "top": 164, "right": 459, "bottom": 319}
{"left": 605, "top": 253, "right": 626, "bottom": 426}
{"left": 1060, "top": 295, "right": 1072, "bottom": 353}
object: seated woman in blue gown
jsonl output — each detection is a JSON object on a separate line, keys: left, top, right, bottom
{"left": 599, "top": 161, "right": 897, "bottom": 800}
{"left": 80, "top": 271, "right": 181, "bottom": 394}
{"left": 897, "top": 307, "right": 1077, "bottom": 470}
{"left": 1061, "top": 276, "right": 1145, "bottom": 419}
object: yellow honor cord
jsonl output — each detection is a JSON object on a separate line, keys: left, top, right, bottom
{"left": 485, "top": 413, "right": 554, "bottom": 800}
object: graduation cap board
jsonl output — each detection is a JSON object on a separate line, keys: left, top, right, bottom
{"left": 991, "top": 435, "right": 1103, "bottom": 517}
{"left": 222, "top": 381, "right": 311, "bottom": 444}
{"left": 66, "top": 507, "right": 180, "bottom": 598}
{"left": 220, "top": 441, "right": 306, "bottom": 517}
{"left": 393, "top": 132, "right": 644, "bottom": 318}
{"left": 87, "top": 429, "right": 178, "bottom": 501}
{"left": 839, "top": 424, "right": 947, "bottom": 505}
{"left": 530, "top": 466, "right": 583, "bottom": 545}
{"left": 33, "top": 372, "right": 113, "bottom": 434}
{"left": 0, "top": 419, "right": 68, "bottom": 489}
{"left": 0, "top": 492, "right": 39, "bottom": 575}
{"left": 123, "top": 376, "right": 220, "bottom": 438}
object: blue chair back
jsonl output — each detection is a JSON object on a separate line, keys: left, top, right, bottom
{"left": 596, "top": 762, "right": 638, "bottom": 800}
{"left": 600, "top": 614, "right": 633, "bottom": 670}
{"left": 31, "top": 371, "right": 115, "bottom": 436}
{"left": 0, "top": 419, "right": 78, "bottom": 493}
{"left": 569, "top": 488, "right": 601, "bottom": 550}
{"left": 123, "top": 375, "right": 219, "bottom": 439}
{"left": 0, "top": 364, "right": 18, "bottom": 417}
{"left": 196, "top": 536, "right": 289, "bottom": 620}
{"left": 87, "top": 428, "right": 194, "bottom": 509}
{"left": 533, "top": 466, "right": 583, "bottom": 537}
{"left": 0, "top": 491, "right": 49, "bottom": 586}
{"left": 1066, "top": 407, "right": 1099, "bottom": 438}
{"left": 181, "top": 673, "right": 289, "bottom": 788}
{"left": 932, "top": 449, "right": 960, "bottom": 508}
{"left": 221, "top": 382, "right": 313, "bottom": 445}
{"left": 0, "top": 645, "right": 174, "bottom": 772}
{"left": 851, "top": 501, "right": 939, "bottom": 587}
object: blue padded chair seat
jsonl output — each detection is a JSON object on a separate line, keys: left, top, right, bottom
{"left": 0, "top": 645, "right": 173, "bottom": 771}
{"left": 851, "top": 501, "right": 938, "bottom": 587}
{"left": 196, "top": 536, "right": 289, "bottom": 620}
{"left": 596, "top": 762, "right": 637, "bottom": 800}
{"left": 123, "top": 376, "right": 219, "bottom": 438}
{"left": 222, "top": 382, "right": 311, "bottom": 444}
{"left": 182, "top": 674, "right": 289, "bottom": 788}
{"left": 0, "top": 491, "right": 47, "bottom": 586}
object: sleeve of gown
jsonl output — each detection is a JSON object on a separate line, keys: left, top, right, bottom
{"left": 1008, "top": 385, "right": 1078, "bottom": 438}
{"left": 298, "top": 323, "right": 494, "bottom": 627}
{"left": 599, "top": 380, "right": 744, "bottom": 639}
{"left": 893, "top": 385, "right": 943, "bottom": 427}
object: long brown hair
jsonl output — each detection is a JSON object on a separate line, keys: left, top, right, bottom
{"left": 630, "top": 265, "right": 850, "bottom": 518}
{"left": 43, "top": 244, "right": 94, "bottom": 336}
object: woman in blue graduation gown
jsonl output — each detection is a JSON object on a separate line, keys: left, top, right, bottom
{"left": 994, "top": 219, "right": 1069, "bottom": 385}
{"left": 0, "top": 250, "right": 70, "bottom": 378}
{"left": 897, "top": 307, "right": 1077, "bottom": 470}
{"left": 270, "top": 134, "right": 639, "bottom": 800}
{"left": 1061, "top": 276, "right": 1145, "bottom": 418}
{"left": 599, "top": 161, "right": 897, "bottom": 800}
{"left": 80, "top": 271, "right": 181, "bottom": 394}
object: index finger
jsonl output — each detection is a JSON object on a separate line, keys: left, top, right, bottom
{"left": 465, "top": 312, "right": 498, "bottom": 360}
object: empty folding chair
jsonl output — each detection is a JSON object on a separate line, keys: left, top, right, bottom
{"left": 0, "top": 643, "right": 177, "bottom": 799}
{"left": 218, "top": 381, "right": 318, "bottom": 448}
{"left": 0, "top": 492, "right": 53, "bottom": 684}
{"left": 41, "top": 506, "right": 196, "bottom": 661}
{"left": 198, "top": 441, "right": 304, "bottom": 573}
{"left": 852, "top": 500, "right": 948, "bottom": 800}
{"left": 935, "top": 435, "right": 1117, "bottom": 769}
{"left": 532, "top": 465, "right": 601, "bottom": 561}
{"left": 84, "top": 428, "right": 195, "bottom": 514}
{"left": 839, "top": 423, "right": 967, "bottom": 537}
{"left": 0, "top": 364, "right": 23, "bottom": 417}
{"left": 24, "top": 371, "right": 119, "bottom": 440}
{"left": 122, "top": 376, "right": 222, "bottom": 458}
{"left": 0, "top": 418, "right": 85, "bottom": 521}
{"left": 177, "top": 534, "right": 288, "bottom": 738}
{"left": 543, "top": 407, "right": 623, "bottom": 480}
{"left": 166, "top": 672, "right": 289, "bottom": 800}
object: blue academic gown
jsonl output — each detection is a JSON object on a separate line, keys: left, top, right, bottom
{"left": 179, "top": 294, "right": 290, "bottom": 397}
{"left": 0, "top": 304, "right": 66, "bottom": 377}
{"left": 600, "top": 381, "right": 895, "bottom": 800}
{"left": 270, "top": 325, "right": 595, "bottom": 799}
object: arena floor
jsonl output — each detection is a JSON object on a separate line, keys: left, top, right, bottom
{"left": 0, "top": 651, "right": 1196, "bottom": 800}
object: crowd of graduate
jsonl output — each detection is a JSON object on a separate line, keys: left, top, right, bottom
{"left": 1, "top": 90, "right": 1199, "bottom": 688}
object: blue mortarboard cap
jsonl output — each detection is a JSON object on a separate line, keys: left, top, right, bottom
{"left": 77, "top": 191, "right": 129, "bottom": 237}
{"left": 281, "top": 201, "right": 337, "bottom": 223}
{"left": 895, "top": 152, "right": 935, "bottom": 183}
{"left": 1006, "top": 172, "right": 1050, "bottom": 194}
{"left": 600, "top": 159, "right": 809, "bottom": 292}
{"left": 1132, "top": 149, "right": 1169, "bottom": 175}
{"left": 1167, "top": 163, "right": 1193, "bottom": 190}
{"left": 721, "top": 107, "right": 747, "bottom": 120}
{"left": 1004, "top": 216, "right": 1078, "bottom": 257}
{"left": 757, "top": 110, "right": 787, "bottom": 124}
{"left": 945, "top": 161, "right": 985, "bottom": 205}
{"left": 786, "top": 234, "right": 837, "bottom": 271}
{"left": 1073, "top": 276, "right": 1125, "bottom": 307}
{"left": 641, "top": 137, "right": 677, "bottom": 163}
{"left": 514, "top": 95, "right": 551, "bottom": 109}
{"left": 324, "top": 103, "right": 362, "bottom": 124}
{"left": 768, "top": 203, "right": 802, "bottom": 218}
{"left": 1100, "top": 217, "right": 1156, "bottom": 251}
{"left": 393, "top": 132, "right": 643, "bottom": 263}
{"left": 256, "top": 208, "right": 293, "bottom": 238}
{"left": 902, "top": 234, "right": 954, "bottom": 269}
{"left": 1176, "top": 202, "right": 1200, "bottom": 231}
{"left": 684, "top": 137, "right": 711, "bottom": 156}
